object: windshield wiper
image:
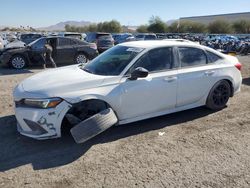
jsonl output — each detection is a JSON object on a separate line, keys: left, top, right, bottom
{"left": 82, "top": 67, "right": 94, "bottom": 74}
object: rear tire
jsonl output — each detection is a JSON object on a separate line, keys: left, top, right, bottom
{"left": 10, "top": 55, "right": 27, "bottom": 69}
{"left": 75, "top": 53, "right": 88, "bottom": 64}
{"left": 206, "top": 80, "right": 231, "bottom": 110}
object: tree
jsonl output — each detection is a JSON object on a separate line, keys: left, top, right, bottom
{"left": 233, "top": 20, "right": 250, "bottom": 34}
{"left": 105, "top": 20, "right": 122, "bottom": 33}
{"left": 208, "top": 20, "right": 233, "bottom": 34}
{"left": 65, "top": 20, "right": 122, "bottom": 33}
{"left": 168, "top": 21, "right": 206, "bottom": 33}
{"left": 87, "top": 24, "right": 98, "bottom": 32}
{"left": 168, "top": 21, "right": 179, "bottom": 33}
{"left": 136, "top": 25, "right": 148, "bottom": 33}
{"left": 147, "top": 16, "right": 167, "bottom": 33}
{"left": 186, "top": 21, "right": 206, "bottom": 33}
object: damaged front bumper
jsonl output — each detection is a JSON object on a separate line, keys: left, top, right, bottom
{"left": 15, "top": 100, "right": 72, "bottom": 140}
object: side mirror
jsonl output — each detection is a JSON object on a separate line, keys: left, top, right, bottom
{"left": 129, "top": 67, "right": 149, "bottom": 80}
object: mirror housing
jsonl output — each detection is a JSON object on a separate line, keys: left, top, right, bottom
{"left": 129, "top": 67, "right": 149, "bottom": 80}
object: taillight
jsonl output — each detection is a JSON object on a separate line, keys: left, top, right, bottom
{"left": 90, "top": 43, "right": 97, "bottom": 50}
{"left": 235, "top": 63, "right": 242, "bottom": 71}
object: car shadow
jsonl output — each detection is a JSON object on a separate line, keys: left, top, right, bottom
{"left": 0, "top": 107, "right": 216, "bottom": 171}
{"left": 0, "top": 63, "right": 74, "bottom": 76}
{"left": 0, "top": 68, "right": 34, "bottom": 75}
{"left": 242, "top": 77, "right": 250, "bottom": 86}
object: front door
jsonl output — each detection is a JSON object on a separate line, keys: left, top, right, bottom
{"left": 119, "top": 47, "right": 178, "bottom": 120}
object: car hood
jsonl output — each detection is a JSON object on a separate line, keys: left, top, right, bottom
{"left": 5, "top": 40, "right": 26, "bottom": 48}
{"left": 21, "top": 65, "right": 106, "bottom": 98}
{"left": 2, "top": 46, "right": 26, "bottom": 53}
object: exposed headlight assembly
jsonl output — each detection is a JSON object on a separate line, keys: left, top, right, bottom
{"left": 19, "top": 98, "right": 63, "bottom": 109}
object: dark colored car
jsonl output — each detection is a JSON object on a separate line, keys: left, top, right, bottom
{"left": 0, "top": 36, "right": 99, "bottom": 69}
{"left": 113, "top": 33, "right": 135, "bottom": 44}
{"left": 20, "top": 33, "right": 43, "bottom": 44}
{"left": 135, "top": 33, "right": 157, "bottom": 41}
{"left": 86, "top": 32, "right": 114, "bottom": 52}
{"left": 96, "top": 35, "right": 114, "bottom": 52}
{"left": 58, "top": 32, "right": 85, "bottom": 40}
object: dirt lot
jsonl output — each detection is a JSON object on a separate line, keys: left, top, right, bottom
{"left": 0, "top": 57, "right": 250, "bottom": 188}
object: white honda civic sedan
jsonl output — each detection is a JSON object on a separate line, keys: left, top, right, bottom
{"left": 13, "top": 40, "right": 242, "bottom": 141}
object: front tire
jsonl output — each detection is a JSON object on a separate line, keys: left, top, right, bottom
{"left": 206, "top": 80, "right": 231, "bottom": 110}
{"left": 10, "top": 55, "right": 27, "bottom": 69}
{"left": 75, "top": 53, "right": 88, "bottom": 64}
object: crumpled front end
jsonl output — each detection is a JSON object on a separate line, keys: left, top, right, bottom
{"left": 15, "top": 101, "right": 71, "bottom": 139}
{"left": 13, "top": 84, "right": 72, "bottom": 140}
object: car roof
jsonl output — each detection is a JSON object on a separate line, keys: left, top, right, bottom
{"left": 119, "top": 40, "right": 201, "bottom": 49}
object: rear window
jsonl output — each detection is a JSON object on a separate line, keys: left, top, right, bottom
{"left": 206, "top": 50, "right": 223, "bottom": 63}
{"left": 98, "top": 35, "right": 112, "bottom": 40}
{"left": 145, "top": 35, "right": 156, "bottom": 40}
{"left": 64, "top": 34, "right": 82, "bottom": 40}
{"left": 97, "top": 34, "right": 111, "bottom": 39}
{"left": 136, "top": 35, "right": 144, "bottom": 39}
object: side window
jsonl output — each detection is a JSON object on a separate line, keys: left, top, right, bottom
{"left": 58, "top": 38, "right": 71, "bottom": 46}
{"left": 31, "top": 38, "right": 45, "bottom": 49}
{"left": 130, "top": 47, "right": 173, "bottom": 73}
{"left": 206, "top": 50, "right": 223, "bottom": 63}
{"left": 178, "top": 47, "right": 207, "bottom": 67}
{"left": 86, "top": 34, "right": 95, "bottom": 42}
{"left": 69, "top": 39, "right": 77, "bottom": 45}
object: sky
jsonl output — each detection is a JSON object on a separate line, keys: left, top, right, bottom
{"left": 1, "top": 0, "right": 250, "bottom": 28}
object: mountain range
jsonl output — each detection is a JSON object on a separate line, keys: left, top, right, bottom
{"left": 37, "top": 20, "right": 92, "bottom": 31}
{"left": 1, "top": 19, "right": 177, "bottom": 31}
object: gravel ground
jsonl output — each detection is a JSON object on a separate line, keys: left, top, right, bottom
{"left": 0, "top": 56, "right": 250, "bottom": 188}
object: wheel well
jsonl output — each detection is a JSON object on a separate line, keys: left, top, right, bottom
{"left": 223, "top": 79, "right": 234, "bottom": 97}
{"left": 61, "top": 99, "right": 110, "bottom": 135}
{"left": 75, "top": 51, "right": 89, "bottom": 59}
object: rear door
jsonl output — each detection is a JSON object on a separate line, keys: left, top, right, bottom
{"left": 56, "top": 37, "right": 76, "bottom": 63}
{"left": 176, "top": 47, "right": 216, "bottom": 107}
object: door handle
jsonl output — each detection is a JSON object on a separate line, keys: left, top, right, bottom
{"left": 164, "top": 76, "right": 177, "bottom": 82}
{"left": 204, "top": 70, "right": 215, "bottom": 76}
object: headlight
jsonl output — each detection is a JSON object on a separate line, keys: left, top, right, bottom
{"left": 22, "top": 98, "right": 63, "bottom": 109}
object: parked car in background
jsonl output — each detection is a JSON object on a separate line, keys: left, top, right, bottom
{"left": 135, "top": 33, "right": 157, "bottom": 41}
{"left": 4, "top": 33, "right": 17, "bottom": 42}
{"left": 5, "top": 40, "right": 26, "bottom": 49}
{"left": 113, "top": 33, "right": 135, "bottom": 44}
{"left": 96, "top": 35, "right": 114, "bottom": 52}
{"left": 19, "top": 33, "right": 43, "bottom": 44}
{"left": 86, "top": 32, "right": 114, "bottom": 52}
{"left": 58, "top": 32, "right": 86, "bottom": 40}
{"left": 0, "top": 36, "right": 98, "bottom": 69}
{"left": 0, "top": 36, "right": 4, "bottom": 50}
{"left": 13, "top": 40, "right": 242, "bottom": 141}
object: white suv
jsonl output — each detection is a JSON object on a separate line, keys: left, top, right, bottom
{"left": 13, "top": 40, "right": 242, "bottom": 142}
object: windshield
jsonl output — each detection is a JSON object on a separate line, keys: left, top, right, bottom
{"left": 28, "top": 37, "right": 43, "bottom": 46}
{"left": 82, "top": 45, "right": 144, "bottom": 76}
{"left": 28, "top": 38, "right": 46, "bottom": 49}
